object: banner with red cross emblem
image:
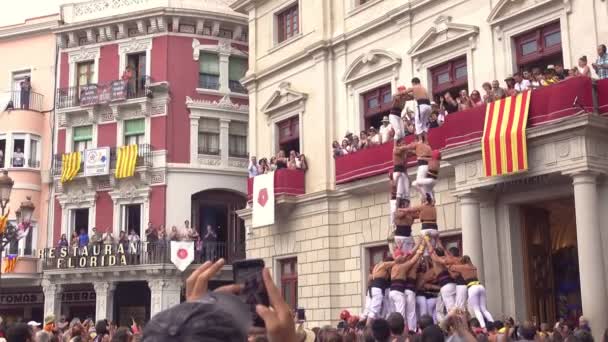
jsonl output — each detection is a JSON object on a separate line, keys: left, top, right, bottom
{"left": 252, "top": 171, "right": 275, "bottom": 228}
{"left": 170, "top": 241, "right": 194, "bottom": 271}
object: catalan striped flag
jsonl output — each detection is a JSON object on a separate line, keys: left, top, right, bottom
{"left": 3, "top": 255, "right": 17, "bottom": 273}
{"left": 115, "top": 144, "right": 138, "bottom": 179}
{"left": 0, "top": 210, "right": 9, "bottom": 235}
{"left": 61, "top": 152, "right": 81, "bottom": 183}
{"left": 482, "top": 91, "right": 531, "bottom": 177}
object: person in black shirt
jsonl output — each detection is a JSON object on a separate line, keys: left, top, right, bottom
{"left": 440, "top": 92, "right": 459, "bottom": 114}
{"left": 203, "top": 224, "right": 218, "bottom": 261}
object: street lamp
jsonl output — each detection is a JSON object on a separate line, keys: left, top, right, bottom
{"left": 0, "top": 170, "right": 14, "bottom": 214}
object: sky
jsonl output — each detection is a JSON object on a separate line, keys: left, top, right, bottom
{"left": 0, "top": 0, "right": 77, "bottom": 27}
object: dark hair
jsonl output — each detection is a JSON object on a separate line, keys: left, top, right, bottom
{"left": 574, "top": 330, "right": 593, "bottom": 342}
{"left": 469, "top": 318, "right": 481, "bottom": 329}
{"left": 520, "top": 321, "right": 536, "bottom": 340}
{"left": 513, "top": 72, "right": 521, "bottom": 77}
{"left": 371, "top": 319, "right": 391, "bottom": 342}
{"left": 96, "top": 320, "right": 109, "bottom": 335}
{"left": 412, "top": 77, "right": 421, "bottom": 85}
{"left": 419, "top": 314, "right": 434, "bottom": 331}
{"left": 580, "top": 56, "right": 587, "bottom": 62}
{"left": 6, "top": 323, "right": 32, "bottom": 342}
{"left": 383, "top": 255, "right": 394, "bottom": 262}
{"left": 111, "top": 327, "right": 131, "bottom": 342}
{"left": 387, "top": 312, "right": 405, "bottom": 335}
{"left": 462, "top": 255, "right": 472, "bottom": 265}
{"left": 600, "top": 44, "right": 607, "bottom": 54}
{"left": 493, "top": 320, "right": 504, "bottom": 331}
{"left": 449, "top": 247, "right": 460, "bottom": 257}
{"left": 435, "top": 249, "right": 445, "bottom": 257}
{"left": 553, "top": 331, "right": 565, "bottom": 342}
{"left": 421, "top": 325, "right": 445, "bottom": 342}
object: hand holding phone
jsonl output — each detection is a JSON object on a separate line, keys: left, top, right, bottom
{"left": 233, "top": 259, "right": 270, "bottom": 328}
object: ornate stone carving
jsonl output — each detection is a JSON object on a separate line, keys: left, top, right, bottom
{"left": 466, "top": 162, "right": 478, "bottom": 178}
{"left": 150, "top": 171, "right": 165, "bottom": 185}
{"left": 228, "top": 159, "right": 247, "bottom": 168}
{"left": 96, "top": 180, "right": 112, "bottom": 191}
{"left": 99, "top": 111, "right": 115, "bottom": 123}
{"left": 557, "top": 141, "right": 570, "bottom": 158}
{"left": 199, "top": 157, "right": 222, "bottom": 166}
{"left": 218, "top": 39, "right": 232, "bottom": 55}
{"left": 119, "top": 37, "right": 152, "bottom": 55}
{"left": 74, "top": 0, "right": 151, "bottom": 16}
{"left": 68, "top": 47, "right": 100, "bottom": 63}
{"left": 151, "top": 104, "right": 166, "bottom": 116}
{"left": 186, "top": 95, "right": 249, "bottom": 112}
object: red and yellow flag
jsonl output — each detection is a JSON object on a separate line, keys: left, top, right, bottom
{"left": 482, "top": 91, "right": 531, "bottom": 177}
{"left": 61, "top": 152, "right": 81, "bottom": 183}
{"left": 115, "top": 144, "right": 138, "bottom": 179}
{"left": 2, "top": 255, "right": 17, "bottom": 273}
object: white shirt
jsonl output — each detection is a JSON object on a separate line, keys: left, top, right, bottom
{"left": 514, "top": 79, "right": 530, "bottom": 92}
{"left": 371, "top": 134, "right": 381, "bottom": 145}
{"left": 247, "top": 162, "right": 259, "bottom": 178}
{"left": 379, "top": 124, "right": 391, "bottom": 143}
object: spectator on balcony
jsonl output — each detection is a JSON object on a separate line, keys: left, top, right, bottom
{"left": 20, "top": 76, "right": 31, "bottom": 110}
{"left": 593, "top": 44, "right": 608, "bottom": 79}
{"left": 340, "top": 139, "right": 351, "bottom": 155}
{"left": 118, "top": 231, "right": 128, "bottom": 251}
{"left": 514, "top": 73, "right": 531, "bottom": 92}
{"left": 359, "top": 131, "right": 370, "bottom": 149}
{"left": 457, "top": 89, "right": 473, "bottom": 111}
{"left": 440, "top": 92, "right": 459, "bottom": 114}
{"left": 78, "top": 229, "right": 90, "bottom": 248}
{"left": 492, "top": 80, "right": 506, "bottom": 100}
{"left": 504, "top": 76, "right": 517, "bottom": 97}
{"left": 470, "top": 90, "right": 484, "bottom": 107}
{"left": 248, "top": 156, "right": 259, "bottom": 178}
{"left": 288, "top": 150, "right": 299, "bottom": 169}
{"left": 122, "top": 66, "right": 135, "bottom": 97}
{"left": 368, "top": 127, "right": 381, "bottom": 145}
{"left": 169, "top": 226, "right": 180, "bottom": 241}
{"left": 103, "top": 231, "right": 115, "bottom": 245}
{"left": 555, "top": 64, "right": 566, "bottom": 80}
{"left": 568, "top": 67, "right": 580, "bottom": 79}
{"left": 481, "top": 83, "right": 493, "bottom": 104}
{"left": 269, "top": 156, "right": 277, "bottom": 172}
{"left": 275, "top": 151, "right": 288, "bottom": 170}
{"left": 12, "top": 147, "right": 24, "bottom": 167}
{"left": 578, "top": 56, "right": 591, "bottom": 77}
{"left": 203, "top": 224, "right": 218, "bottom": 261}
{"left": 379, "top": 116, "right": 392, "bottom": 144}
{"left": 530, "top": 68, "right": 543, "bottom": 89}
{"left": 70, "top": 232, "right": 79, "bottom": 249}
{"left": 296, "top": 153, "right": 308, "bottom": 171}
{"left": 259, "top": 158, "right": 270, "bottom": 174}
{"left": 0, "top": 149, "right": 3, "bottom": 168}
{"left": 332, "top": 141, "right": 344, "bottom": 158}
{"left": 90, "top": 227, "right": 103, "bottom": 247}
{"left": 57, "top": 234, "right": 69, "bottom": 248}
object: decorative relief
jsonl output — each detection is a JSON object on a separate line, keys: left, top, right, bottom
{"left": 150, "top": 171, "right": 165, "bottom": 185}
{"left": 218, "top": 39, "right": 232, "bottom": 55}
{"left": 556, "top": 141, "right": 570, "bottom": 158}
{"left": 151, "top": 104, "right": 165, "bottom": 116}
{"left": 186, "top": 95, "right": 249, "bottom": 112}
{"left": 58, "top": 113, "right": 67, "bottom": 128}
{"left": 69, "top": 113, "right": 94, "bottom": 126}
{"left": 99, "top": 111, "right": 115, "bottom": 123}
{"left": 466, "top": 162, "right": 477, "bottom": 178}
{"left": 119, "top": 37, "right": 152, "bottom": 55}
{"left": 74, "top": 0, "right": 151, "bottom": 16}
{"left": 68, "top": 47, "right": 100, "bottom": 63}
{"left": 96, "top": 180, "right": 112, "bottom": 191}
{"left": 228, "top": 159, "right": 247, "bottom": 168}
{"left": 199, "top": 156, "right": 221, "bottom": 166}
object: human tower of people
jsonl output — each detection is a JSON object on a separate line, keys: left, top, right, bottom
{"left": 359, "top": 79, "right": 493, "bottom": 332}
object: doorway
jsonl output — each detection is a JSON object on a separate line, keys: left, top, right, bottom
{"left": 122, "top": 204, "right": 142, "bottom": 236}
{"left": 113, "top": 281, "right": 150, "bottom": 326}
{"left": 71, "top": 208, "right": 89, "bottom": 236}
{"left": 127, "top": 52, "right": 147, "bottom": 96}
{"left": 522, "top": 198, "right": 580, "bottom": 327}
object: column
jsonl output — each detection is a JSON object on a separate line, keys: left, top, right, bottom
{"left": 572, "top": 172, "right": 608, "bottom": 341}
{"left": 148, "top": 279, "right": 182, "bottom": 318}
{"left": 219, "top": 54, "right": 230, "bottom": 93}
{"left": 220, "top": 119, "right": 231, "bottom": 165}
{"left": 459, "top": 193, "right": 484, "bottom": 281}
{"left": 93, "top": 281, "right": 116, "bottom": 321}
{"left": 42, "top": 281, "right": 62, "bottom": 318}
{"left": 190, "top": 117, "right": 199, "bottom": 165}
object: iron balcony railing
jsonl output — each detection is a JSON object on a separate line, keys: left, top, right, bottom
{"left": 3, "top": 91, "right": 44, "bottom": 112}
{"left": 198, "top": 75, "right": 220, "bottom": 90}
{"left": 52, "top": 151, "right": 84, "bottom": 176}
{"left": 56, "top": 76, "right": 152, "bottom": 109}
{"left": 8, "top": 158, "right": 40, "bottom": 168}
{"left": 110, "top": 143, "right": 153, "bottom": 169}
{"left": 41, "top": 241, "right": 244, "bottom": 270}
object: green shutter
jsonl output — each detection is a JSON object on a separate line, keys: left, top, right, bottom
{"left": 73, "top": 125, "right": 92, "bottom": 142}
{"left": 124, "top": 119, "right": 145, "bottom": 136}
{"left": 229, "top": 57, "right": 247, "bottom": 81}
{"left": 199, "top": 53, "right": 220, "bottom": 75}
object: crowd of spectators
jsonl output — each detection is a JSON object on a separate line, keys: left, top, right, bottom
{"left": 248, "top": 150, "right": 308, "bottom": 178}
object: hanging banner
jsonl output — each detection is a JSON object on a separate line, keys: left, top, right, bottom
{"left": 252, "top": 172, "right": 275, "bottom": 228}
{"left": 170, "top": 241, "right": 194, "bottom": 272}
{"left": 84, "top": 147, "right": 110, "bottom": 176}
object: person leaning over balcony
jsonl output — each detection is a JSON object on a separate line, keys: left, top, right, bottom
{"left": 592, "top": 44, "right": 608, "bottom": 79}
{"left": 369, "top": 127, "right": 381, "bottom": 145}
{"left": 58, "top": 234, "right": 69, "bottom": 248}
{"left": 481, "top": 83, "right": 494, "bottom": 104}
{"left": 440, "top": 92, "right": 459, "bottom": 114}
{"left": 457, "top": 89, "right": 473, "bottom": 111}
{"left": 470, "top": 89, "right": 484, "bottom": 107}
{"left": 275, "top": 150, "right": 288, "bottom": 169}
{"left": 122, "top": 65, "right": 134, "bottom": 97}
{"left": 12, "top": 147, "right": 25, "bottom": 167}
{"left": 79, "top": 229, "right": 90, "bottom": 248}
{"left": 248, "top": 156, "right": 259, "bottom": 178}
{"left": 332, "top": 141, "right": 343, "bottom": 158}
{"left": 513, "top": 72, "right": 530, "bottom": 92}
{"left": 379, "top": 116, "right": 392, "bottom": 144}
{"left": 296, "top": 153, "right": 307, "bottom": 171}
{"left": 504, "top": 76, "right": 517, "bottom": 97}
{"left": 359, "top": 131, "right": 370, "bottom": 149}
{"left": 578, "top": 56, "right": 591, "bottom": 77}
{"left": 491, "top": 80, "right": 506, "bottom": 100}
{"left": 287, "top": 150, "right": 298, "bottom": 169}
{"left": 20, "top": 76, "right": 31, "bottom": 109}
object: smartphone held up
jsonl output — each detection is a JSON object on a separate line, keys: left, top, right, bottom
{"left": 233, "top": 258, "right": 270, "bottom": 328}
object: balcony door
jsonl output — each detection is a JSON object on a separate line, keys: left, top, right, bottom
{"left": 127, "top": 52, "right": 147, "bottom": 95}
{"left": 70, "top": 208, "right": 90, "bottom": 237}
{"left": 122, "top": 204, "right": 142, "bottom": 237}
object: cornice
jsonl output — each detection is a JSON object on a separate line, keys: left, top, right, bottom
{"left": 0, "top": 20, "right": 60, "bottom": 40}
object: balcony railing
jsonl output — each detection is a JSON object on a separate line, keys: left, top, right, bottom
{"left": 247, "top": 168, "right": 306, "bottom": 201}
{"left": 334, "top": 76, "right": 596, "bottom": 185}
{"left": 0, "top": 248, "right": 39, "bottom": 275}
{"left": 52, "top": 151, "right": 84, "bottom": 176}
{"left": 229, "top": 80, "right": 247, "bottom": 94}
{"left": 3, "top": 91, "right": 44, "bottom": 112}
{"left": 198, "top": 147, "right": 221, "bottom": 155}
{"left": 56, "top": 76, "right": 152, "bottom": 109}
{"left": 110, "top": 143, "right": 153, "bottom": 169}
{"left": 40, "top": 241, "right": 243, "bottom": 270}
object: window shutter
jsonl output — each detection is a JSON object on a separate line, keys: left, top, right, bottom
{"left": 199, "top": 118, "right": 220, "bottom": 133}
{"left": 229, "top": 121, "right": 247, "bottom": 136}
{"left": 73, "top": 125, "right": 93, "bottom": 141}
{"left": 124, "top": 118, "right": 145, "bottom": 136}
{"left": 229, "top": 58, "right": 247, "bottom": 81}
{"left": 199, "top": 53, "right": 220, "bottom": 75}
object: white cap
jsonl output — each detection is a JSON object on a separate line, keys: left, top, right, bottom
{"left": 27, "top": 321, "right": 41, "bottom": 327}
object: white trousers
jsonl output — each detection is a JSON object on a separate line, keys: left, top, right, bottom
{"left": 392, "top": 171, "right": 410, "bottom": 200}
{"left": 440, "top": 283, "right": 457, "bottom": 312}
{"left": 415, "top": 104, "right": 432, "bottom": 135}
{"left": 381, "top": 290, "right": 393, "bottom": 319}
{"left": 416, "top": 296, "right": 437, "bottom": 323}
{"left": 389, "top": 290, "right": 406, "bottom": 317}
{"left": 468, "top": 285, "right": 494, "bottom": 328}
{"left": 414, "top": 165, "right": 430, "bottom": 200}
{"left": 389, "top": 113, "right": 405, "bottom": 141}
{"left": 361, "top": 291, "right": 372, "bottom": 319}
{"left": 404, "top": 289, "right": 417, "bottom": 332}
{"left": 412, "top": 166, "right": 436, "bottom": 201}
{"left": 369, "top": 287, "right": 384, "bottom": 319}
{"left": 455, "top": 285, "right": 468, "bottom": 310}
{"left": 389, "top": 199, "right": 396, "bottom": 227}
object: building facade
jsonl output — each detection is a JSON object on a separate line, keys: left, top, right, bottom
{"left": 4, "top": 0, "right": 250, "bottom": 325}
{"left": 233, "top": 0, "right": 608, "bottom": 338}
{"left": 0, "top": 14, "right": 60, "bottom": 323}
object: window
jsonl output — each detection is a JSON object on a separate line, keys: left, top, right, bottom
{"left": 122, "top": 204, "right": 142, "bottom": 236}
{"left": 367, "top": 245, "right": 389, "bottom": 273}
{"left": 11, "top": 70, "right": 31, "bottom": 110}
{"left": 277, "top": 116, "right": 299, "bottom": 154}
{"left": 77, "top": 61, "right": 95, "bottom": 89}
{"left": 440, "top": 234, "right": 462, "bottom": 257}
{"left": 7, "top": 222, "right": 35, "bottom": 256}
{"left": 11, "top": 137, "right": 25, "bottom": 167}
{"left": 198, "top": 118, "right": 220, "bottom": 155}
{"left": 430, "top": 56, "right": 468, "bottom": 102}
{"left": 514, "top": 22, "right": 563, "bottom": 72}
{"left": 362, "top": 84, "right": 392, "bottom": 129}
{"left": 277, "top": 4, "right": 299, "bottom": 43}
{"left": 29, "top": 137, "right": 39, "bottom": 168}
{"left": 73, "top": 125, "right": 93, "bottom": 152}
{"left": 199, "top": 53, "right": 220, "bottom": 90}
{"left": 279, "top": 258, "right": 298, "bottom": 310}
{"left": 124, "top": 118, "right": 145, "bottom": 146}
{"left": 70, "top": 208, "right": 89, "bottom": 237}
{"left": 229, "top": 121, "right": 248, "bottom": 158}
{"left": 0, "top": 137, "right": 5, "bottom": 168}
{"left": 219, "top": 29, "right": 233, "bottom": 39}
{"left": 126, "top": 52, "right": 147, "bottom": 97}
{"left": 229, "top": 57, "right": 248, "bottom": 93}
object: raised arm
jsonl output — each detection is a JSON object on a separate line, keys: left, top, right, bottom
{"left": 448, "top": 264, "right": 473, "bottom": 274}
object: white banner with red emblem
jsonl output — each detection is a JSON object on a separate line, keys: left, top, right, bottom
{"left": 170, "top": 241, "right": 195, "bottom": 271}
{"left": 252, "top": 171, "right": 275, "bottom": 228}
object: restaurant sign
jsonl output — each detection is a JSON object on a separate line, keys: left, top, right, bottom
{"left": 39, "top": 244, "right": 139, "bottom": 269}
{"left": 0, "top": 291, "right": 96, "bottom": 305}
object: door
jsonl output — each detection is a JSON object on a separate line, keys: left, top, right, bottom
{"left": 522, "top": 207, "right": 556, "bottom": 326}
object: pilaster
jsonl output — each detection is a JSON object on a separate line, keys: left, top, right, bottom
{"left": 93, "top": 281, "right": 116, "bottom": 321}
{"left": 220, "top": 118, "right": 231, "bottom": 165}
{"left": 219, "top": 54, "right": 230, "bottom": 93}
{"left": 458, "top": 193, "right": 484, "bottom": 281}
{"left": 148, "top": 278, "right": 182, "bottom": 317}
{"left": 190, "top": 117, "right": 199, "bottom": 164}
{"left": 42, "top": 280, "right": 63, "bottom": 318}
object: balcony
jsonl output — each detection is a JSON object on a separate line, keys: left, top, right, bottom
{"left": 52, "top": 144, "right": 152, "bottom": 177}
{"left": 335, "top": 76, "right": 597, "bottom": 185}
{"left": 1, "top": 248, "right": 40, "bottom": 279}
{"left": 247, "top": 168, "right": 306, "bottom": 201}
{"left": 2, "top": 91, "right": 44, "bottom": 112}
{"left": 40, "top": 241, "right": 244, "bottom": 270}
{"left": 56, "top": 76, "right": 152, "bottom": 110}
{"left": 229, "top": 80, "right": 247, "bottom": 94}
